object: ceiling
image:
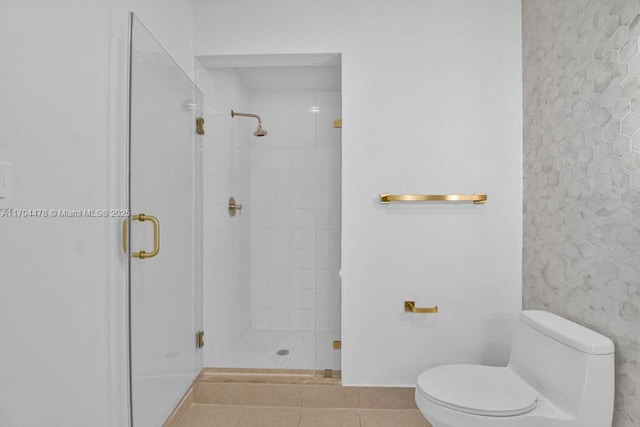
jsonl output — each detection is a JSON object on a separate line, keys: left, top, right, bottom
{"left": 197, "top": 53, "right": 342, "bottom": 91}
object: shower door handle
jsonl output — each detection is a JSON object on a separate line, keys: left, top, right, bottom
{"left": 131, "top": 213, "right": 160, "bottom": 259}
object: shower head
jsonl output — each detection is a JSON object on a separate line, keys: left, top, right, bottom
{"left": 231, "top": 110, "right": 268, "bottom": 137}
{"left": 254, "top": 124, "right": 268, "bottom": 137}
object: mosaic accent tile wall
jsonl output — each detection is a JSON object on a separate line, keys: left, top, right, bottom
{"left": 523, "top": 1, "right": 640, "bottom": 425}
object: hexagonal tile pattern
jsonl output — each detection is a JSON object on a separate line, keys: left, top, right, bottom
{"left": 612, "top": 63, "right": 629, "bottom": 85}
{"left": 611, "top": 26, "right": 629, "bottom": 50}
{"left": 579, "top": 241, "right": 595, "bottom": 258}
{"left": 524, "top": 2, "right": 640, "bottom": 426}
{"left": 595, "top": 107, "right": 613, "bottom": 127}
{"left": 579, "top": 146, "right": 594, "bottom": 163}
{"left": 633, "top": 133, "right": 640, "bottom": 150}
{"left": 620, "top": 38, "right": 639, "bottom": 62}
{"left": 620, "top": 75, "right": 640, "bottom": 98}
{"left": 612, "top": 208, "right": 631, "bottom": 228}
{"left": 633, "top": 171, "right": 640, "bottom": 190}
{"left": 622, "top": 112, "right": 640, "bottom": 135}
{"left": 612, "top": 98, "right": 631, "bottom": 118}
{"left": 632, "top": 209, "right": 640, "bottom": 227}
{"left": 630, "top": 13, "right": 640, "bottom": 37}
{"left": 595, "top": 73, "right": 611, "bottom": 93}
{"left": 612, "top": 135, "right": 631, "bottom": 156}
{"left": 619, "top": 226, "right": 640, "bottom": 247}
{"left": 603, "top": 120, "right": 620, "bottom": 141}
{"left": 623, "top": 151, "right": 640, "bottom": 172}
{"left": 594, "top": 141, "right": 612, "bottom": 159}
{"left": 630, "top": 52, "right": 640, "bottom": 75}
{"left": 596, "top": 174, "right": 613, "bottom": 194}
{"left": 613, "top": 172, "right": 632, "bottom": 192}
{"left": 603, "top": 156, "right": 621, "bottom": 175}
{"left": 594, "top": 38, "right": 611, "bottom": 60}
{"left": 623, "top": 188, "right": 640, "bottom": 211}
{"left": 602, "top": 84, "right": 621, "bottom": 108}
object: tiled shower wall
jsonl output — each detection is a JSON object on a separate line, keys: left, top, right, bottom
{"left": 200, "top": 68, "right": 252, "bottom": 366}
{"left": 248, "top": 91, "right": 341, "bottom": 331}
{"left": 523, "top": 1, "right": 640, "bottom": 425}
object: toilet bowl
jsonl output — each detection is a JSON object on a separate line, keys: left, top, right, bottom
{"left": 415, "top": 310, "right": 614, "bottom": 427}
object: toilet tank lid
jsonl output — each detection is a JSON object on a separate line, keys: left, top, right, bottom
{"left": 521, "top": 310, "right": 614, "bottom": 355}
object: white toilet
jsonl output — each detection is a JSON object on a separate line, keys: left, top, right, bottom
{"left": 415, "top": 310, "right": 615, "bottom": 427}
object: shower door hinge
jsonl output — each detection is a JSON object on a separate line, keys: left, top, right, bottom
{"left": 196, "top": 331, "right": 205, "bottom": 349}
{"left": 196, "top": 117, "right": 205, "bottom": 135}
{"left": 332, "top": 340, "right": 341, "bottom": 350}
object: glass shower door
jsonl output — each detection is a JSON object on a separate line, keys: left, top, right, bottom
{"left": 128, "top": 15, "right": 203, "bottom": 427}
{"left": 314, "top": 91, "right": 342, "bottom": 373}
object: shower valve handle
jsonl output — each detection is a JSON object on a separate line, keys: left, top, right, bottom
{"left": 228, "top": 197, "right": 243, "bottom": 217}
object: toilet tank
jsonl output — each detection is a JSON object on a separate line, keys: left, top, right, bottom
{"left": 508, "top": 310, "right": 614, "bottom": 421}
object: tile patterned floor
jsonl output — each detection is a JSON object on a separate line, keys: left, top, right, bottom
{"left": 167, "top": 369, "right": 432, "bottom": 427}
{"left": 177, "top": 404, "right": 430, "bottom": 427}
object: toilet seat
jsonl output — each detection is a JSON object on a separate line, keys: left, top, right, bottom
{"left": 417, "top": 364, "right": 538, "bottom": 417}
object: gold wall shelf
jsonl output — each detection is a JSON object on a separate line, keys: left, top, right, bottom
{"left": 380, "top": 193, "right": 487, "bottom": 204}
{"left": 405, "top": 301, "right": 438, "bottom": 314}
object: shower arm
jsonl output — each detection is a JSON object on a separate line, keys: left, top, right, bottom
{"left": 231, "top": 110, "right": 263, "bottom": 125}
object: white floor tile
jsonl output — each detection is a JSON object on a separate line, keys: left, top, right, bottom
{"left": 219, "top": 328, "right": 340, "bottom": 370}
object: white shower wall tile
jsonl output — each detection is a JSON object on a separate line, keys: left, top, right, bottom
{"left": 202, "top": 68, "right": 252, "bottom": 367}
{"left": 289, "top": 309, "right": 314, "bottom": 330}
{"left": 250, "top": 309, "right": 269, "bottom": 329}
{"left": 250, "top": 228, "right": 270, "bottom": 249}
{"left": 291, "top": 209, "right": 315, "bottom": 229}
{"left": 269, "top": 209, "right": 291, "bottom": 229}
{"left": 267, "top": 268, "right": 290, "bottom": 288}
{"left": 269, "top": 308, "right": 289, "bottom": 329}
{"left": 315, "top": 249, "right": 329, "bottom": 269}
{"left": 291, "top": 289, "right": 315, "bottom": 308}
{"left": 270, "top": 288, "right": 292, "bottom": 307}
{"left": 270, "top": 248, "right": 290, "bottom": 269}
{"left": 291, "top": 229, "right": 315, "bottom": 249}
{"left": 290, "top": 149, "right": 315, "bottom": 169}
{"left": 250, "top": 288, "right": 269, "bottom": 309}
{"left": 270, "top": 228, "right": 290, "bottom": 249}
{"left": 249, "top": 263, "right": 268, "bottom": 277}
{"left": 248, "top": 90, "right": 341, "bottom": 335}
{"left": 290, "top": 248, "right": 312, "bottom": 269}
{"left": 270, "top": 190, "right": 292, "bottom": 209}
{"left": 251, "top": 209, "right": 270, "bottom": 229}
{"left": 250, "top": 248, "right": 270, "bottom": 270}
{"left": 291, "top": 269, "right": 315, "bottom": 289}
{"left": 297, "top": 191, "right": 316, "bottom": 209}
{"left": 271, "top": 167, "right": 291, "bottom": 188}
{"left": 314, "top": 308, "right": 329, "bottom": 330}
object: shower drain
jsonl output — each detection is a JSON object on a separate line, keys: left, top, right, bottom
{"left": 276, "top": 349, "right": 290, "bottom": 356}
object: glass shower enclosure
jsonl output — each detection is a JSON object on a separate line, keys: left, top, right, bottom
{"left": 127, "top": 14, "right": 203, "bottom": 426}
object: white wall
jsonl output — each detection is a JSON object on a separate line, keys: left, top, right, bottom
{"left": 196, "top": 66, "right": 252, "bottom": 367}
{"left": 194, "top": 0, "right": 523, "bottom": 385}
{"left": 0, "top": 1, "right": 194, "bottom": 426}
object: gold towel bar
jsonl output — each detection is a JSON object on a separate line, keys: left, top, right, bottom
{"left": 380, "top": 193, "right": 487, "bottom": 204}
{"left": 405, "top": 301, "right": 438, "bottom": 314}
